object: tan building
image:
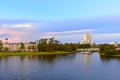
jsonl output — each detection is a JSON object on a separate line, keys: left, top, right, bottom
{"left": 114, "top": 43, "right": 120, "bottom": 51}
{"left": 2, "top": 38, "right": 38, "bottom": 52}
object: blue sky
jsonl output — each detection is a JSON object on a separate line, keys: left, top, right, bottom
{"left": 0, "top": 0, "right": 120, "bottom": 44}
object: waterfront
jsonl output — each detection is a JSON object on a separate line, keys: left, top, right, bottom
{"left": 0, "top": 52, "right": 120, "bottom": 80}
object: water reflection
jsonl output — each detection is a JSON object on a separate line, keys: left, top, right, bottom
{"left": 83, "top": 54, "right": 92, "bottom": 67}
{"left": 0, "top": 53, "right": 120, "bottom": 80}
{"left": 1, "top": 54, "right": 119, "bottom": 67}
{"left": 100, "top": 56, "right": 120, "bottom": 63}
{"left": 75, "top": 52, "right": 93, "bottom": 68}
{"left": 0, "top": 54, "right": 76, "bottom": 64}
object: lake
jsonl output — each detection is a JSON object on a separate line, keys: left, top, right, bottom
{"left": 0, "top": 52, "right": 120, "bottom": 80}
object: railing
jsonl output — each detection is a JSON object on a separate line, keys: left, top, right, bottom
{"left": 76, "top": 48, "right": 100, "bottom": 52}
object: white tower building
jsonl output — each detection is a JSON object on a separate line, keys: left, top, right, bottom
{"left": 84, "top": 33, "right": 92, "bottom": 43}
{"left": 80, "top": 32, "right": 95, "bottom": 46}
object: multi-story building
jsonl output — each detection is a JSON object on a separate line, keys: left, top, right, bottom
{"left": 80, "top": 33, "right": 95, "bottom": 46}
{"left": 84, "top": 33, "right": 92, "bottom": 43}
{"left": 2, "top": 38, "right": 38, "bottom": 52}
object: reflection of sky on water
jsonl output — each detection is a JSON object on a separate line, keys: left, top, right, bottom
{"left": 1, "top": 53, "right": 120, "bottom": 80}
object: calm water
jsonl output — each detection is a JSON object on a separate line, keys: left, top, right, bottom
{"left": 0, "top": 52, "right": 120, "bottom": 80}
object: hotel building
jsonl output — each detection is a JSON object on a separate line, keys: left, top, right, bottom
{"left": 2, "top": 38, "right": 38, "bottom": 52}
{"left": 80, "top": 33, "right": 95, "bottom": 46}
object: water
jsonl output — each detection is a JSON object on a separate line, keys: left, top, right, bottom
{"left": 0, "top": 52, "right": 120, "bottom": 80}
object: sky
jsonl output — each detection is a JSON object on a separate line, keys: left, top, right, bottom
{"left": 0, "top": 0, "right": 120, "bottom": 44}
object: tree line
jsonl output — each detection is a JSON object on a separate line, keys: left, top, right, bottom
{"left": 98, "top": 44, "right": 120, "bottom": 55}
{"left": 0, "top": 37, "right": 92, "bottom": 52}
{"left": 37, "top": 37, "right": 92, "bottom": 52}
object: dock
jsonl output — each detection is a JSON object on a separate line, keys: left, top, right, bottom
{"left": 76, "top": 48, "right": 100, "bottom": 52}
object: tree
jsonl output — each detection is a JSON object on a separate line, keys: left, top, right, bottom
{"left": 37, "top": 37, "right": 78, "bottom": 52}
{"left": 77, "top": 43, "right": 91, "bottom": 49}
{"left": 38, "top": 38, "right": 48, "bottom": 51}
{"left": 4, "top": 47, "right": 8, "bottom": 52}
{"left": 63, "top": 43, "right": 73, "bottom": 52}
{"left": 19, "top": 43, "right": 25, "bottom": 51}
{"left": 53, "top": 40, "right": 61, "bottom": 51}
{"left": 70, "top": 43, "right": 77, "bottom": 51}
{"left": 46, "top": 42, "right": 53, "bottom": 52}
{"left": 99, "top": 44, "right": 116, "bottom": 54}
{"left": 0, "top": 40, "right": 3, "bottom": 52}
{"left": 46, "top": 37, "right": 54, "bottom": 52}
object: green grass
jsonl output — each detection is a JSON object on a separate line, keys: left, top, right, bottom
{"left": 0, "top": 51, "right": 75, "bottom": 56}
{"left": 100, "top": 53, "right": 120, "bottom": 57}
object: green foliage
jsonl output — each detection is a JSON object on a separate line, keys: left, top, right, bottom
{"left": 19, "top": 43, "right": 25, "bottom": 51}
{"left": 63, "top": 43, "right": 77, "bottom": 52}
{"left": 37, "top": 38, "right": 98, "bottom": 52}
{"left": 4, "top": 47, "right": 8, "bottom": 52}
{"left": 99, "top": 44, "right": 119, "bottom": 55}
{"left": 46, "top": 37, "right": 54, "bottom": 52}
{"left": 37, "top": 37, "right": 77, "bottom": 52}
{"left": 38, "top": 38, "right": 48, "bottom": 51}
{"left": 0, "top": 51, "right": 73, "bottom": 56}
{"left": 0, "top": 41, "right": 3, "bottom": 52}
{"left": 46, "top": 42, "right": 53, "bottom": 52}
{"left": 77, "top": 44, "right": 91, "bottom": 49}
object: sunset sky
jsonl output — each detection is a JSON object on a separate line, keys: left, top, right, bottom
{"left": 0, "top": 0, "right": 120, "bottom": 44}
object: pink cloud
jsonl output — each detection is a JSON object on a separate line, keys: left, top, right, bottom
{"left": 0, "top": 23, "right": 35, "bottom": 43}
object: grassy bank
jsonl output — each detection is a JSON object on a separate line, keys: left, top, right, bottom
{"left": 100, "top": 53, "right": 120, "bottom": 57}
{"left": 0, "top": 51, "right": 75, "bottom": 56}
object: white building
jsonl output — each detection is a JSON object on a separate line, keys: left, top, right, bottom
{"left": 109, "top": 42, "right": 120, "bottom": 46}
{"left": 80, "top": 33, "right": 95, "bottom": 46}
{"left": 109, "top": 42, "right": 120, "bottom": 50}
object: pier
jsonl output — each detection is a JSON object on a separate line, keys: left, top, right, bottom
{"left": 76, "top": 48, "right": 100, "bottom": 52}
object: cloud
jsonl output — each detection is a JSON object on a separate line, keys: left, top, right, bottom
{"left": 34, "top": 15, "right": 120, "bottom": 34}
{"left": 42, "top": 29, "right": 92, "bottom": 38}
{"left": 1, "top": 23, "right": 33, "bottom": 28}
{"left": 45, "top": 29, "right": 92, "bottom": 35}
{"left": 0, "top": 15, "right": 120, "bottom": 43}
{"left": 12, "top": 23, "right": 33, "bottom": 28}
{"left": 42, "top": 32, "right": 120, "bottom": 44}
{"left": 0, "top": 33, "right": 10, "bottom": 38}
{"left": 93, "top": 33, "right": 120, "bottom": 43}
{"left": 0, "top": 23, "right": 38, "bottom": 43}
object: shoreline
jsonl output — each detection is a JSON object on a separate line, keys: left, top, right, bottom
{"left": 0, "top": 51, "right": 75, "bottom": 57}
{"left": 100, "top": 53, "right": 120, "bottom": 57}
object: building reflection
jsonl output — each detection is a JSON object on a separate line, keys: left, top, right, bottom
{"left": 83, "top": 54, "right": 92, "bottom": 67}
{"left": 0, "top": 54, "right": 76, "bottom": 66}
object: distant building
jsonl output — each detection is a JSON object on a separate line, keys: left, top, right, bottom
{"left": 80, "top": 33, "right": 95, "bottom": 46}
{"left": 110, "top": 42, "right": 120, "bottom": 50}
{"left": 109, "top": 42, "right": 117, "bottom": 45}
{"left": 115, "top": 44, "right": 120, "bottom": 50}
{"left": 2, "top": 38, "right": 38, "bottom": 52}
{"left": 109, "top": 42, "right": 120, "bottom": 50}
